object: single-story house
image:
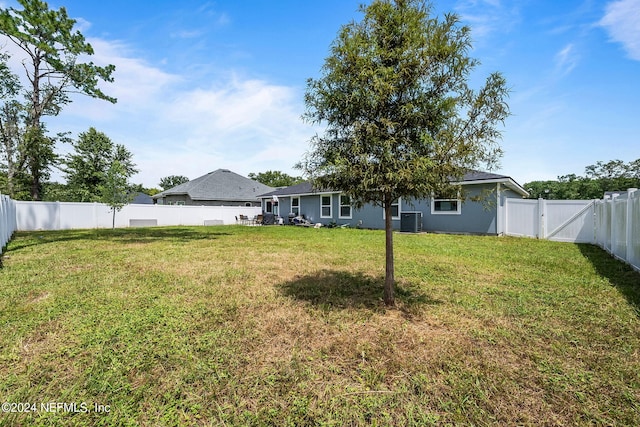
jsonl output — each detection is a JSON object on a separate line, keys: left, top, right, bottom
{"left": 153, "top": 169, "right": 274, "bottom": 207}
{"left": 258, "top": 171, "right": 529, "bottom": 234}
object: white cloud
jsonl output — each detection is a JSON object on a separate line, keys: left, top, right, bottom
{"left": 599, "top": 0, "right": 640, "bottom": 60}
{"left": 555, "top": 43, "right": 579, "bottom": 76}
{"left": 42, "top": 37, "right": 313, "bottom": 187}
{"left": 455, "top": 0, "right": 521, "bottom": 40}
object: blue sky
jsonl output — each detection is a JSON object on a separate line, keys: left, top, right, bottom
{"left": 1, "top": 0, "right": 639, "bottom": 188}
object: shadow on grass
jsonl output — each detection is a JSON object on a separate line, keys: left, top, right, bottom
{"left": 578, "top": 243, "right": 640, "bottom": 317}
{"left": 277, "top": 269, "right": 440, "bottom": 314}
{"left": 7, "top": 226, "right": 233, "bottom": 251}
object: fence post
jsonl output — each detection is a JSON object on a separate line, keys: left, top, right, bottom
{"left": 537, "top": 198, "right": 545, "bottom": 239}
{"left": 626, "top": 189, "right": 637, "bottom": 266}
{"left": 0, "top": 195, "right": 6, "bottom": 248}
{"left": 610, "top": 194, "right": 619, "bottom": 255}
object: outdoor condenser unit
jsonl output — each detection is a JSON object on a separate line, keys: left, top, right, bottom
{"left": 400, "top": 211, "right": 423, "bottom": 233}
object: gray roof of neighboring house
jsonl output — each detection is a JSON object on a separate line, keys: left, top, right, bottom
{"left": 153, "top": 169, "right": 274, "bottom": 201}
{"left": 130, "top": 192, "right": 154, "bottom": 204}
{"left": 259, "top": 170, "right": 528, "bottom": 198}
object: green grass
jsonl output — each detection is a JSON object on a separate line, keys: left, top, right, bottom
{"left": 1, "top": 226, "right": 639, "bottom": 426}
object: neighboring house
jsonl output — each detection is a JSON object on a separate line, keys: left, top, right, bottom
{"left": 153, "top": 169, "right": 273, "bottom": 207}
{"left": 130, "top": 192, "right": 153, "bottom": 204}
{"left": 258, "top": 171, "right": 529, "bottom": 235}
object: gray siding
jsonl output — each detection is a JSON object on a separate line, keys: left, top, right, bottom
{"left": 260, "top": 183, "right": 523, "bottom": 235}
{"left": 418, "top": 186, "right": 497, "bottom": 234}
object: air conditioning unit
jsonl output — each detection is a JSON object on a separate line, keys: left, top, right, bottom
{"left": 400, "top": 211, "right": 423, "bottom": 233}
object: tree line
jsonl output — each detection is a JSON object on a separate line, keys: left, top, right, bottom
{"left": 0, "top": 0, "right": 158, "bottom": 216}
{"left": 524, "top": 159, "right": 640, "bottom": 200}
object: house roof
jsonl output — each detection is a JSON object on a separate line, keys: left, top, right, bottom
{"left": 153, "top": 169, "right": 274, "bottom": 201}
{"left": 130, "top": 192, "right": 153, "bottom": 204}
{"left": 259, "top": 171, "right": 529, "bottom": 198}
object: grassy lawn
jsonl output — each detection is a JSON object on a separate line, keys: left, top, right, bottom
{"left": 0, "top": 226, "right": 639, "bottom": 426}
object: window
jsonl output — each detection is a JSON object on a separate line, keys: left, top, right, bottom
{"left": 176, "top": 201, "right": 185, "bottom": 206}
{"left": 383, "top": 198, "right": 401, "bottom": 220}
{"left": 339, "top": 194, "right": 352, "bottom": 219}
{"left": 266, "top": 200, "right": 279, "bottom": 215}
{"left": 431, "top": 197, "right": 461, "bottom": 215}
{"left": 320, "top": 195, "right": 332, "bottom": 218}
{"left": 291, "top": 197, "right": 300, "bottom": 215}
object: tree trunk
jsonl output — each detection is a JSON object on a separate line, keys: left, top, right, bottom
{"left": 383, "top": 198, "right": 395, "bottom": 306}
{"left": 30, "top": 166, "right": 40, "bottom": 201}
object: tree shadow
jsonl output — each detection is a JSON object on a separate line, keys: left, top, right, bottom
{"left": 5, "top": 227, "right": 233, "bottom": 251}
{"left": 578, "top": 243, "right": 640, "bottom": 317}
{"left": 277, "top": 269, "right": 441, "bottom": 315}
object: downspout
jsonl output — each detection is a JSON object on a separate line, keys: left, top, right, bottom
{"left": 496, "top": 183, "right": 502, "bottom": 235}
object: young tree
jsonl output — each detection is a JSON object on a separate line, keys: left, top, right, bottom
{"left": 0, "top": 0, "right": 116, "bottom": 200}
{"left": 159, "top": 175, "right": 190, "bottom": 190}
{"left": 299, "top": 0, "right": 509, "bottom": 305}
{"left": 100, "top": 160, "right": 131, "bottom": 229}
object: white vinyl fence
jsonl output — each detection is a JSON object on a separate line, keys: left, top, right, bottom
{"left": 594, "top": 189, "right": 639, "bottom": 272}
{"left": 505, "top": 189, "right": 639, "bottom": 272}
{"left": 504, "top": 198, "right": 596, "bottom": 243}
{"left": 1, "top": 194, "right": 17, "bottom": 250}
{"left": 15, "top": 201, "right": 261, "bottom": 231}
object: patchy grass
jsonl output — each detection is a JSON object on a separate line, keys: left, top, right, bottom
{"left": 0, "top": 226, "right": 639, "bottom": 426}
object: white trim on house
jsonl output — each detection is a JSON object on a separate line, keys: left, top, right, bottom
{"left": 452, "top": 177, "right": 529, "bottom": 197}
{"left": 264, "top": 191, "right": 335, "bottom": 198}
{"left": 382, "top": 198, "right": 401, "bottom": 220}
{"left": 496, "top": 183, "right": 504, "bottom": 235}
{"left": 339, "top": 193, "right": 352, "bottom": 219}
{"left": 291, "top": 196, "right": 300, "bottom": 216}
{"left": 265, "top": 200, "right": 279, "bottom": 215}
{"left": 320, "top": 194, "right": 333, "bottom": 218}
{"left": 431, "top": 197, "right": 461, "bottom": 215}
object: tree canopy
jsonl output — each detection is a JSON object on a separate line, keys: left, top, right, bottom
{"left": 299, "top": 0, "right": 509, "bottom": 305}
{"left": 64, "top": 127, "right": 137, "bottom": 202}
{"left": 248, "top": 170, "right": 304, "bottom": 188}
{"left": 159, "top": 175, "right": 190, "bottom": 191}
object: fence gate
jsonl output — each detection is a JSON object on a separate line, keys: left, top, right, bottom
{"left": 505, "top": 198, "right": 596, "bottom": 243}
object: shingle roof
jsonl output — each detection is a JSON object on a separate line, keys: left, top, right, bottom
{"left": 258, "top": 170, "right": 528, "bottom": 198}
{"left": 153, "top": 169, "right": 274, "bottom": 201}
{"left": 460, "top": 170, "right": 509, "bottom": 181}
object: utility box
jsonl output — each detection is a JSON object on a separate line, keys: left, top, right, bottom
{"left": 400, "top": 211, "right": 423, "bottom": 233}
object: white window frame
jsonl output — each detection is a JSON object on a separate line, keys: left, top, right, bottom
{"left": 339, "top": 194, "right": 352, "bottom": 219}
{"left": 431, "top": 197, "right": 462, "bottom": 215}
{"left": 265, "top": 200, "right": 278, "bottom": 215}
{"left": 320, "top": 194, "right": 333, "bottom": 218}
{"left": 291, "top": 196, "right": 300, "bottom": 216}
{"left": 382, "top": 198, "right": 401, "bottom": 220}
